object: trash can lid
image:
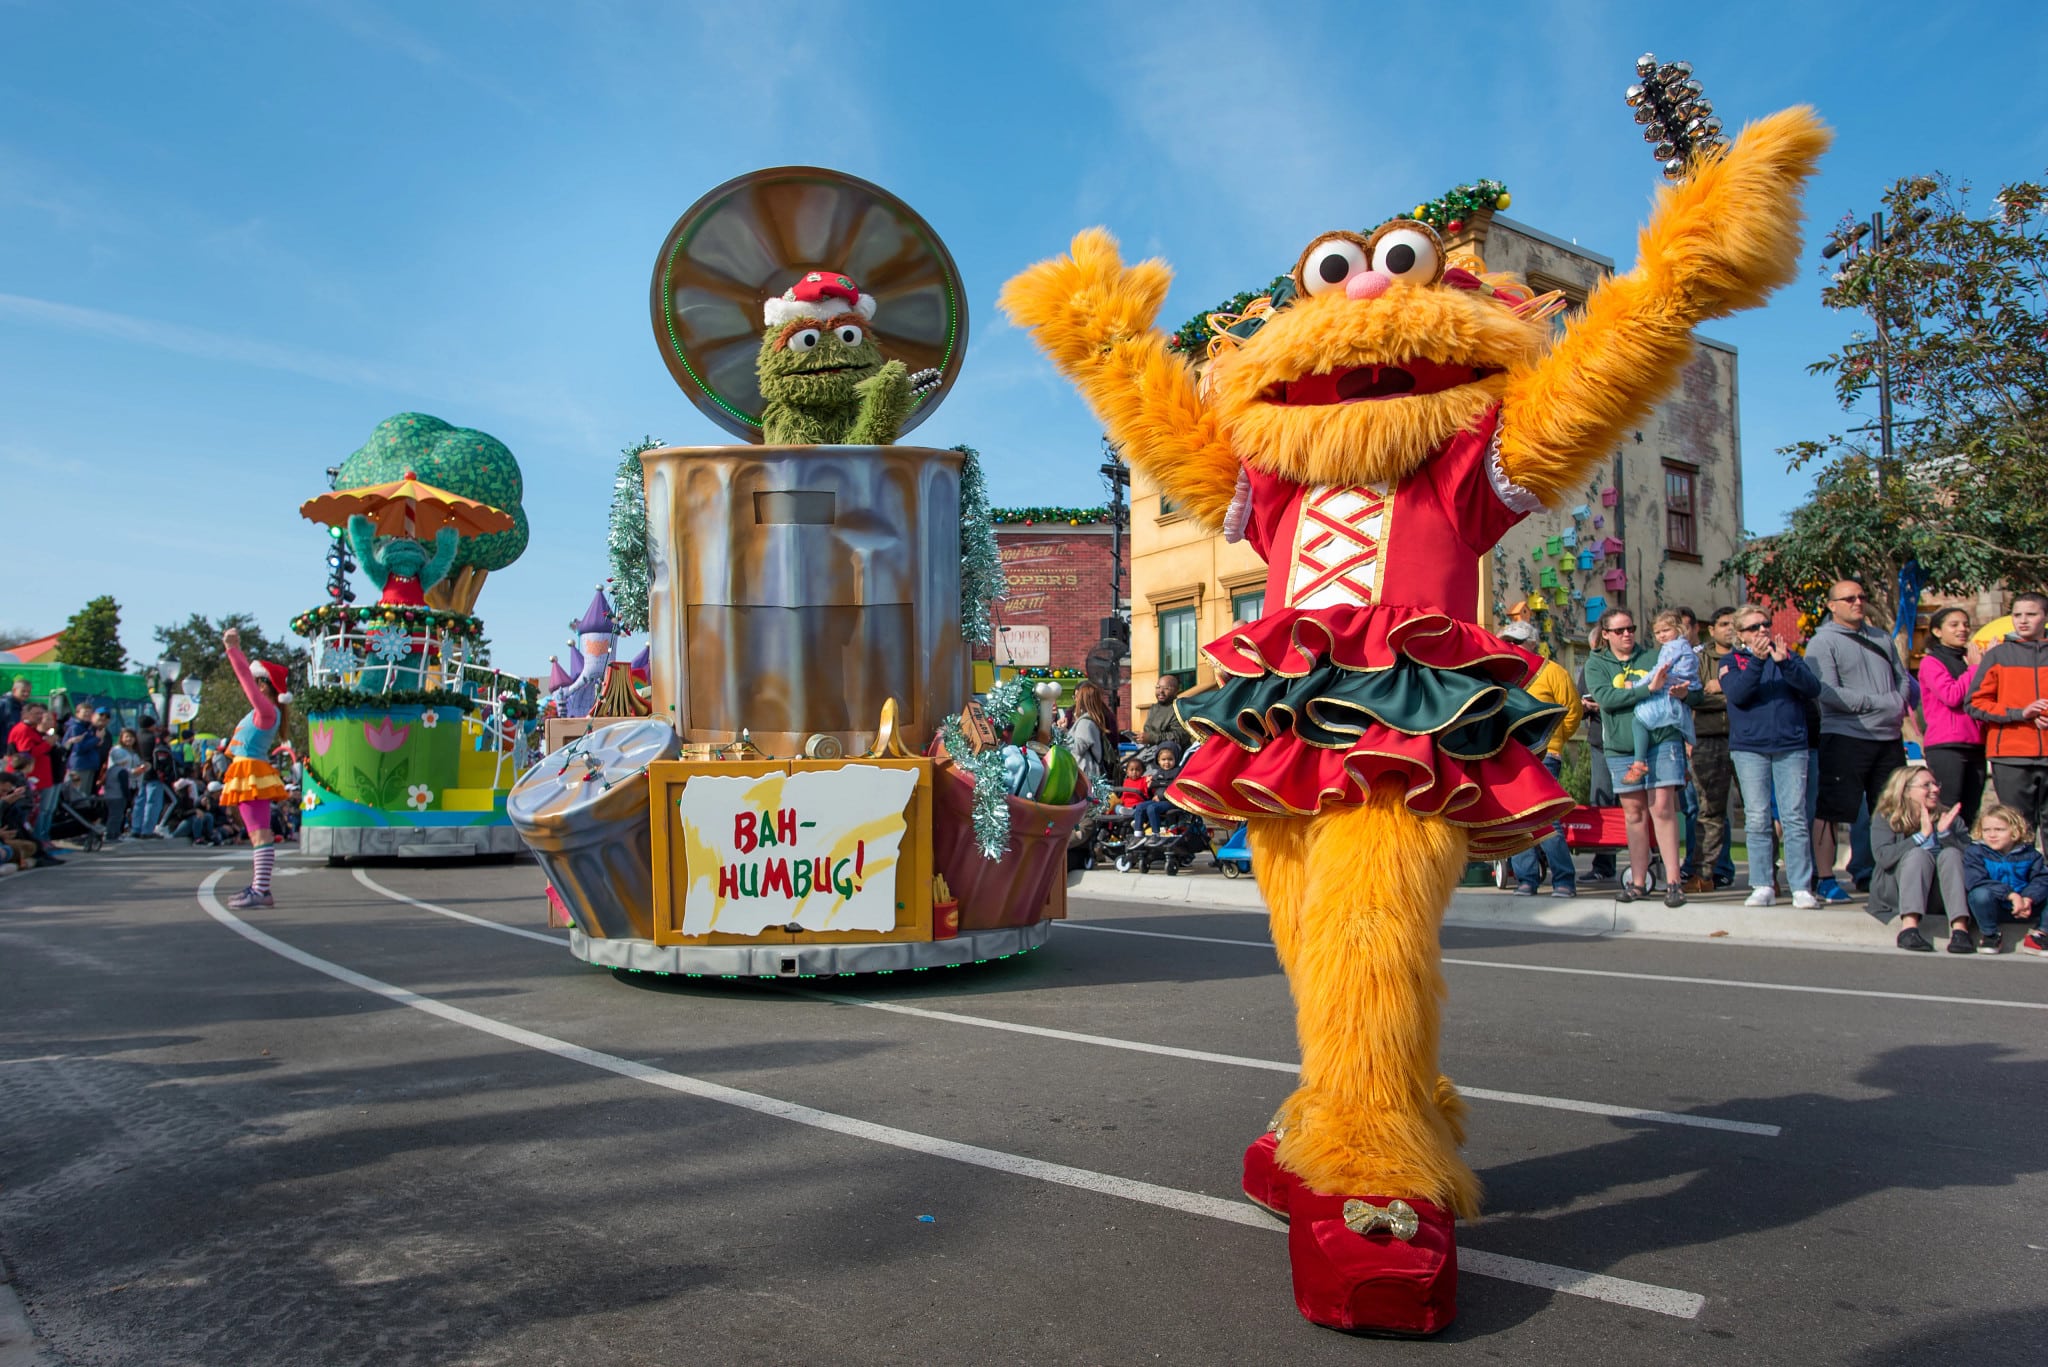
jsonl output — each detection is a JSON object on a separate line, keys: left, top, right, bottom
{"left": 508, "top": 719, "right": 680, "bottom": 828}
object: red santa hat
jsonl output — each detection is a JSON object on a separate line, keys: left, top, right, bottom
{"left": 763, "top": 270, "right": 878, "bottom": 328}
{"left": 252, "top": 659, "right": 292, "bottom": 703}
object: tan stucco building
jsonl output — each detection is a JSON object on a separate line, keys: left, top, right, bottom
{"left": 1129, "top": 212, "right": 1746, "bottom": 700}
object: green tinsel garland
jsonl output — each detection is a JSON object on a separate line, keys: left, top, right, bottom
{"left": 291, "top": 602, "right": 487, "bottom": 642}
{"left": 607, "top": 436, "right": 662, "bottom": 633}
{"left": 956, "top": 445, "right": 1007, "bottom": 647}
{"left": 295, "top": 686, "right": 479, "bottom": 715}
{"left": 1166, "top": 180, "right": 1511, "bottom": 354}
{"left": 942, "top": 712, "right": 1013, "bottom": 860}
{"left": 1166, "top": 275, "right": 1295, "bottom": 356}
{"left": 990, "top": 506, "right": 1112, "bottom": 525}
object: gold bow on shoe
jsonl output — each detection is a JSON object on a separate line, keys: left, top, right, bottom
{"left": 1342, "top": 1198, "right": 1420, "bottom": 1242}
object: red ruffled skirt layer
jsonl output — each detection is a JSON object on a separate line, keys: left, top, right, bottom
{"left": 1168, "top": 605, "right": 1573, "bottom": 859}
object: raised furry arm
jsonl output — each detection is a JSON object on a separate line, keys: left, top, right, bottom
{"left": 1498, "top": 107, "right": 1832, "bottom": 504}
{"left": 999, "top": 229, "right": 1241, "bottom": 528}
{"left": 346, "top": 515, "right": 387, "bottom": 589}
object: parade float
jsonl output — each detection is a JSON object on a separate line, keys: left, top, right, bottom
{"left": 508, "top": 166, "right": 1095, "bottom": 977}
{"left": 292, "top": 416, "right": 542, "bottom": 860}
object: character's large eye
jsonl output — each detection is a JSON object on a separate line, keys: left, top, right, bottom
{"left": 786, "top": 327, "right": 821, "bottom": 352}
{"left": 1366, "top": 220, "right": 1445, "bottom": 286}
{"left": 1293, "top": 232, "right": 1372, "bottom": 298}
{"left": 835, "top": 323, "right": 863, "bottom": 346}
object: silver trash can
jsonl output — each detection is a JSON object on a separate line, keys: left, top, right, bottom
{"left": 507, "top": 718, "right": 679, "bottom": 940}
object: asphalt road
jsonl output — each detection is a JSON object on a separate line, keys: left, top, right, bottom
{"left": 3, "top": 847, "right": 2046, "bottom": 1366}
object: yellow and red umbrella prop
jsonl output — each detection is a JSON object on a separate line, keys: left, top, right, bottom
{"left": 1973, "top": 615, "right": 2014, "bottom": 648}
{"left": 299, "top": 470, "right": 515, "bottom": 540}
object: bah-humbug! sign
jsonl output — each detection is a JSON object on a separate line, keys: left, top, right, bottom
{"left": 675, "top": 767, "right": 918, "bottom": 936}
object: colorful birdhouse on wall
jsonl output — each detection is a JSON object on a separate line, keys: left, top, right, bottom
{"left": 1577, "top": 549, "right": 1596, "bottom": 570}
{"left": 1545, "top": 535, "right": 1563, "bottom": 556}
{"left": 1601, "top": 487, "right": 1619, "bottom": 507}
{"left": 1570, "top": 504, "right": 1590, "bottom": 520}
{"left": 1560, "top": 529, "right": 1578, "bottom": 549}
{"left": 1604, "top": 567, "right": 1628, "bottom": 590}
{"left": 1540, "top": 567, "right": 1559, "bottom": 588}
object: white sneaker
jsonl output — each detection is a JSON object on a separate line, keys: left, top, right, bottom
{"left": 1791, "top": 891, "right": 1821, "bottom": 909}
{"left": 1744, "top": 887, "right": 1776, "bottom": 906}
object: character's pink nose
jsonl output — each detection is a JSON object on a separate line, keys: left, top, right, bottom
{"left": 1347, "top": 271, "right": 1393, "bottom": 301}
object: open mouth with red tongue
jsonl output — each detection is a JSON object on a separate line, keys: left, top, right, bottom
{"left": 1262, "top": 359, "right": 1500, "bottom": 405}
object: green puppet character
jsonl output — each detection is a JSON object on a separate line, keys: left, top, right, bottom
{"left": 757, "top": 271, "right": 927, "bottom": 446}
{"left": 347, "top": 514, "right": 460, "bottom": 608}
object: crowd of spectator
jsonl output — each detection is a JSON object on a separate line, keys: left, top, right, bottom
{"left": 1522, "top": 584, "right": 2048, "bottom": 955}
{"left": 0, "top": 675, "right": 301, "bottom": 875}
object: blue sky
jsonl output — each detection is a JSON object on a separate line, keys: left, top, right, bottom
{"left": 4, "top": 0, "right": 2044, "bottom": 674}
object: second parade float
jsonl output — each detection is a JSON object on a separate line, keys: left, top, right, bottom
{"left": 506, "top": 166, "right": 1100, "bottom": 979}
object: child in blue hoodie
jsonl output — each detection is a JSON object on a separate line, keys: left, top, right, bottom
{"left": 1962, "top": 803, "right": 2048, "bottom": 953}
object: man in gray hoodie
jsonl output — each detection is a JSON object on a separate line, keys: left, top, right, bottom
{"left": 1807, "top": 579, "right": 1913, "bottom": 897}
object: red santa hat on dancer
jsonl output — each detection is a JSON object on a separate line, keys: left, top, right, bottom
{"left": 252, "top": 659, "right": 292, "bottom": 703}
{"left": 763, "top": 271, "right": 878, "bottom": 328}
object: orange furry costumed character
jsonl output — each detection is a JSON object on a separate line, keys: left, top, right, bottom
{"left": 1001, "top": 107, "right": 1829, "bottom": 1333}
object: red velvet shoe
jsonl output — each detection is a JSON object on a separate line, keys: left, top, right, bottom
{"left": 1287, "top": 1188, "right": 1458, "bottom": 1336}
{"left": 1241, "top": 1130, "right": 1303, "bottom": 1219}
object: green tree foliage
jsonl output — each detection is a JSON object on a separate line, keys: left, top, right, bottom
{"left": 155, "top": 614, "right": 309, "bottom": 754}
{"left": 334, "top": 412, "right": 529, "bottom": 611}
{"left": 607, "top": 436, "right": 663, "bottom": 633}
{"left": 152, "top": 613, "right": 307, "bottom": 684}
{"left": 1722, "top": 170, "right": 2048, "bottom": 626}
{"left": 55, "top": 596, "right": 126, "bottom": 671}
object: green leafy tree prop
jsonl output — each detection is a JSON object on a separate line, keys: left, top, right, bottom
{"left": 1721, "top": 170, "right": 2048, "bottom": 626}
{"left": 334, "top": 413, "right": 529, "bottom": 614}
{"left": 607, "top": 436, "right": 663, "bottom": 633}
{"left": 55, "top": 596, "right": 127, "bottom": 671}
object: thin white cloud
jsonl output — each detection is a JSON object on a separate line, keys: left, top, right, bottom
{"left": 295, "top": 0, "right": 536, "bottom": 112}
{"left": 0, "top": 291, "right": 606, "bottom": 440}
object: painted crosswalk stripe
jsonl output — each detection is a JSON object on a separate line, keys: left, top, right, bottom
{"left": 203, "top": 872, "right": 1704, "bottom": 1319}
{"left": 1051, "top": 920, "right": 2048, "bottom": 1012}
{"left": 347, "top": 871, "right": 1779, "bottom": 1136}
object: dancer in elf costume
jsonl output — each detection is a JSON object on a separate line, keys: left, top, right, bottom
{"left": 220, "top": 627, "right": 292, "bottom": 910}
{"left": 1002, "top": 104, "right": 1828, "bottom": 1332}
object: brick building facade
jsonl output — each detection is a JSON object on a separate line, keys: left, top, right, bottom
{"left": 972, "top": 521, "right": 1131, "bottom": 729}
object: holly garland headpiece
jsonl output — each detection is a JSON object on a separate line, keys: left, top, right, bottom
{"left": 1168, "top": 181, "right": 1513, "bottom": 356}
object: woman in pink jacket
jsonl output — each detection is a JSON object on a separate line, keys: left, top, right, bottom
{"left": 1919, "top": 607, "right": 1986, "bottom": 822}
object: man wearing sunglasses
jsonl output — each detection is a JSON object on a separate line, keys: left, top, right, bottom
{"left": 1807, "top": 579, "right": 1914, "bottom": 900}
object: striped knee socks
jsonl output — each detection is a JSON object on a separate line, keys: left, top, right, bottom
{"left": 252, "top": 846, "right": 275, "bottom": 896}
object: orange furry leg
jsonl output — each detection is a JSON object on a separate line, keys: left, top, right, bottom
{"left": 1271, "top": 780, "right": 1480, "bottom": 1220}
{"left": 1247, "top": 816, "right": 1309, "bottom": 976}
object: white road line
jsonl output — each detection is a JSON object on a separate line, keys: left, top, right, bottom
{"left": 343, "top": 873, "right": 1779, "bottom": 1138}
{"left": 797, "top": 991, "right": 1780, "bottom": 1138}
{"left": 352, "top": 869, "right": 566, "bottom": 946}
{"left": 195, "top": 872, "right": 1704, "bottom": 1320}
{"left": 1052, "top": 921, "right": 2048, "bottom": 1013}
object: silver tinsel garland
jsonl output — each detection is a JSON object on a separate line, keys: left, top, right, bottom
{"left": 941, "top": 713, "right": 1013, "bottom": 859}
{"left": 954, "top": 444, "right": 1007, "bottom": 645}
{"left": 606, "top": 437, "right": 662, "bottom": 633}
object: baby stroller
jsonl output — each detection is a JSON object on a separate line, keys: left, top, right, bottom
{"left": 47, "top": 786, "right": 107, "bottom": 852}
{"left": 1113, "top": 808, "right": 1216, "bottom": 875}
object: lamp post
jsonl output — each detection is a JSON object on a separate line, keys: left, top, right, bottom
{"left": 1820, "top": 207, "right": 1932, "bottom": 496}
{"left": 157, "top": 657, "right": 179, "bottom": 736}
{"left": 1822, "top": 205, "right": 1932, "bottom": 640}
